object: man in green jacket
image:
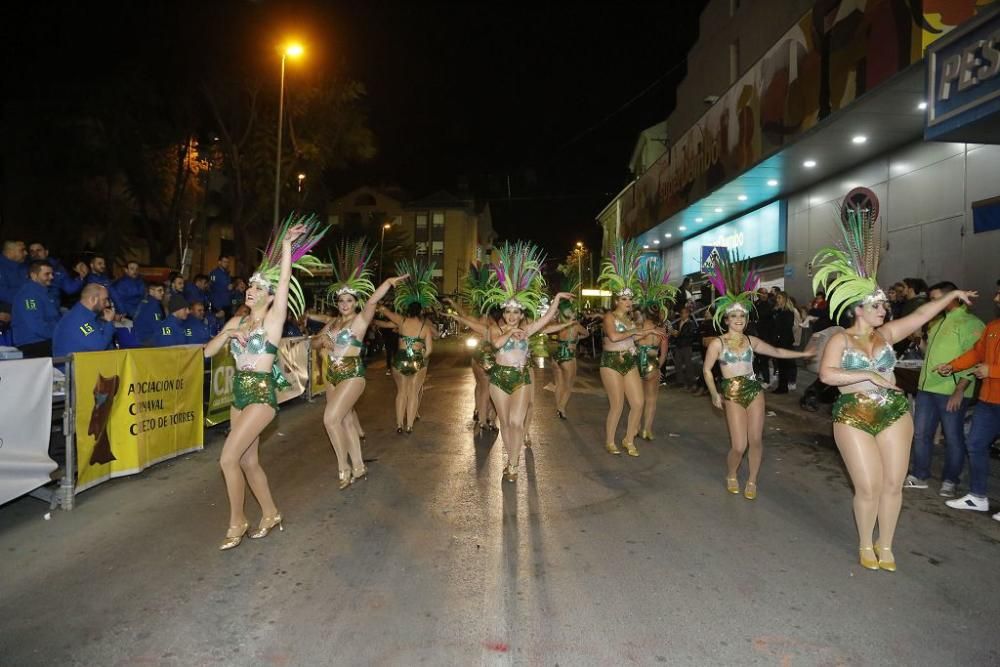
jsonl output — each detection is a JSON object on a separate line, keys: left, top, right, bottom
{"left": 905, "top": 281, "right": 985, "bottom": 496}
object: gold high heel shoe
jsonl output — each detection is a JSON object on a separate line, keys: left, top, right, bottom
{"left": 219, "top": 521, "right": 249, "bottom": 551}
{"left": 622, "top": 440, "right": 639, "bottom": 457}
{"left": 743, "top": 481, "right": 757, "bottom": 500}
{"left": 503, "top": 464, "right": 518, "bottom": 482}
{"left": 249, "top": 514, "right": 283, "bottom": 539}
{"left": 338, "top": 469, "right": 353, "bottom": 490}
{"left": 352, "top": 465, "right": 368, "bottom": 482}
{"left": 859, "top": 546, "right": 879, "bottom": 570}
{"left": 605, "top": 441, "right": 622, "bottom": 455}
{"left": 874, "top": 543, "right": 896, "bottom": 572}
{"left": 726, "top": 477, "right": 740, "bottom": 494}
{"left": 640, "top": 430, "right": 655, "bottom": 441}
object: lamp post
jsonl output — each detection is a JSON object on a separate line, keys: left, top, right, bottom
{"left": 273, "top": 42, "right": 304, "bottom": 225}
{"left": 378, "top": 222, "right": 392, "bottom": 282}
{"left": 575, "top": 241, "right": 584, "bottom": 304}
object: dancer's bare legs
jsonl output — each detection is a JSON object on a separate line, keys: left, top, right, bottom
{"left": 220, "top": 404, "right": 278, "bottom": 529}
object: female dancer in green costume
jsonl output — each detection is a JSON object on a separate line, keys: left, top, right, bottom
{"left": 552, "top": 297, "right": 592, "bottom": 420}
{"left": 813, "top": 208, "right": 976, "bottom": 571}
{"left": 598, "top": 240, "right": 666, "bottom": 457}
{"left": 701, "top": 253, "right": 814, "bottom": 500}
{"left": 633, "top": 259, "right": 676, "bottom": 440}
{"left": 315, "top": 240, "right": 407, "bottom": 489}
{"left": 377, "top": 259, "right": 438, "bottom": 434}
{"left": 204, "top": 215, "right": 327, "bottom": 550}
{"left": 446, "top": 242, "right": 572, "bottom": 481}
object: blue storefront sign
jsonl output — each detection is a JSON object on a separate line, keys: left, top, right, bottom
{"left": 926, "top": 8, "right": 1000, "bottom": 143}
{"left": 682, "top": 201, "right": 786, "bottom": 275}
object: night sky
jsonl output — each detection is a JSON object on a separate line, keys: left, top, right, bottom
{"left": 4, "top": 0, "right": 706, "bottom": 260}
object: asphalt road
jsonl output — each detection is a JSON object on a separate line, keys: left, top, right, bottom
{"left": 2, "top": 340, "right": 999, "bottom": 666}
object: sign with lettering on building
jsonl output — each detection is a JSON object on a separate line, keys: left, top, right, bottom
{"left": 926, "top": 8, "right": 1000, "bottom": 143}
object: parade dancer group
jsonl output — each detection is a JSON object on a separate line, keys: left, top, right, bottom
{"left": 207, "top": 212, "right": 979, "bottom": 573}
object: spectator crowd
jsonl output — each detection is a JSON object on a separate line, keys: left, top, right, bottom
{"left": 0, "top": 239, "right": 251, "bottom": 358}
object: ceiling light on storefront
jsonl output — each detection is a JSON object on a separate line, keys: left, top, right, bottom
{"left": 714, "top": 207, "right": 723, "bottom": 213}
{"left": 767, "top": 179, "right": 778, "bottom": 186}
{"left": 918, "top": 101, "right": 927, "bottom": 110}
{"left": 851, "top": 135, "right": 867, "bottom": 144}
{"left": 643, "top": 244, "right": 650, "bottom": 249}
{"left": 653, "top": 239, "right": 659, "bottom": 244}
{"left": 737, "top": 194, "right": 748, "bottom": 201}
{"left": 694, "top": 217, "right": 703, "bottom": 223}
{"left": 803, "top": 159, "right": 817, "bottom": 168}
{"left": 678, "top": 226, "right": 687, "bottom": 231}
{"left": 810, "top": 196, "right": 822, "bottom": 204}
{"left": 665, "top": 233, "right": 672, "bottom": 238}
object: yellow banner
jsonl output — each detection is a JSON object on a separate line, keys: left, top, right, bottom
{"left": 73, "top": 346, "right": 204, "bottom": 493}
{"left": 310, "top": 343, "right": 330, "bottom": 397}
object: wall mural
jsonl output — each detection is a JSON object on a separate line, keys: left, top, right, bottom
{"left": 619, "top": 0, "right": 997, "bottom": 240}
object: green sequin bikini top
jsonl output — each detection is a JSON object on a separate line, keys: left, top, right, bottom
{"left": 326, "top": 324, "right": 364, "bottom": 360}
{"left": 500, "top": 335, "right": 528, "bottom": 352}
{"left": 720, "top": 335, "right": 754, "bottom": 376}
{"left": 230, "top": 324, "right": 279, "bottom": 371}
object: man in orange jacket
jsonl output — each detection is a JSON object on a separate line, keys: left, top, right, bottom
{"left": 938, "top": 281, "right": 1000, "bottom": 520}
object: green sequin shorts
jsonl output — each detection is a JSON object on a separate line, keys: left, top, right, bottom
{"left": 472, "top": 343, "right": 495, "bottom": 371}
{"left": 233, "top": 370, "right": 278, "bottom": 411}
{"left": 326, "top": 355, "right": 366, "bottom": 386}
{"left": 531, "top": 355, "right": 549, "bottom": 369}
{"left": 832, "top": 390, "right": 910, "bottom": 436}
{"left": 600, "top": 350, "right": 637, "bottom": 376}
{"left": 490, "top": 364, "right": 532, "bottom": 395}
{"left": 393, "top": 352, "right": 425, "bottom": 376}
{"left": 555, "top": 344, "right": 576, "bottom": 364}
{"left": 637, "top": 347, "right": 660, "bottom": 380}
{"left": 720, "top": 375, "right": 763, "bottom": 408}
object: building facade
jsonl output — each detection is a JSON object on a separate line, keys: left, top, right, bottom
{"left": 598, "top": 0, "right": 1000, "bottom": 321}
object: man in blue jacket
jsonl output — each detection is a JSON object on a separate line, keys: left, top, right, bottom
{"left": 113, "top": 261, "right": 145, "bottom": 318}
{"left": 0, "top": 303, "right": 13, "bottom": 347}
{"left": 12, "top": 260, "right": 61, "bottom": 357}
{"left": 52, "top": 284, "right": 116, "bottom": 357}
{"left": 0, "top": 240, "right": 28, "bottom": 307}
{"left": 152, "top": 294, "right": 192, "bottom": 347}
{"left": 28, "top": 242, "right": 87, "bottom": 303}
{"left": 132, "top": 283, "right": 166, "bottom": 346}
{"left": 184, "top": 301, "right": 215, "bottom": 344}
{"left": 83, "top": 255, "right": 123, "bottom": 314}
{"left": 209, "top": 256, "right": 232, "bottom": 317}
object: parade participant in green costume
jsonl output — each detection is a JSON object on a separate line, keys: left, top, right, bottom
{"left": 315, "top": 240, "right": 407, "bottom": 489}
{"left": 814, "top": 208, "right": 976, "bottom": 572}
{"left": 634, "top": 259, "right": 677, "bottom": 441}
{"left": 551, "top": 277, "right": 591, "bottom": 420}
{"left": 598, "top": 240, "right": 666, "bottom": 457}
{"left": 377, "top": 259, "right": 439, "bottom": 434}
{"left": 445, "top": 241, "right": 572, "bottom": 481}
{"left": 702, "top": 252, "right": 813, "bottom": 501}
{"left": 204, "top": 214, "right": 327, "bottom": 550}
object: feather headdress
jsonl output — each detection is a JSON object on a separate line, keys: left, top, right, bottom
{"left": 811, "top": 207, "right": 884, "bottom": 323}
{"left": 461, "top": 262, "right": 492, "bottom": 313}
{"left": 557, "top": 274, "right": 581, "bottom": 316}
{"left": 326, "top": 239, "right": 375, "bottom": 305}
{"left": 393, "top": 258, "right": 439, "bottom": 311}
{"left": 249, "top": 212, "right": 328, "bottom": 318}
{"left": 704, "top": 250, "right": 760, "bottom": 330}
{"left": 636, "top": 259, "right": 678, "bottom": 313}
{"left": 598, "top": 239, "right": 642, "bottom": 299}
{"left": 475, "top": 241, "right": 547, "bottom": 314}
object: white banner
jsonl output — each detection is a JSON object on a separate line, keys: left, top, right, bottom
{"left": 0, "top": 358, "right": 57, "bottom": 505}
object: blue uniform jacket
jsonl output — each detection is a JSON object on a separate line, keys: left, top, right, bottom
{"left": 132, "top": 297, "right": 165, "bottom": 346}
{"left": 0, "top": 255, "right": 28, "bottom": 306}
{"left": 84, "top": 273, "right": 123, "bottom": 312}
{"left": 12, "top": 280, "right": 61, "bottom": 345}
{"left": 209, "top": 267, "right": 231, "bottom": 313}
{"left": 184, "top": 316, "right": 214, "bottom": 345}
{"left": 152, "top": 314, "right": 190, "bottom": 347}
{"left": 113, "top": 276, "right": 146, "bottom": 317}
{"left": 183, "top": 285, "right": 212, "bottom": 310}
{"left": 52, "top": 302, "right": 115, "bottom": 357}
{"left": 49, "top": 257, "right": 84, "bottom": 300}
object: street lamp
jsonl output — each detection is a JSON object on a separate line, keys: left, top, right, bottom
{"left": 575, "top": 241, "right": 584, "bottom": 304}
{"left": 274, "top": 42, "right": 304, "bottom": 225}
{"left": 296, "top": 173, "right": 306, "bottom": 192}
{"left": 378, "top": 222, "right": 392, "bottom": 282}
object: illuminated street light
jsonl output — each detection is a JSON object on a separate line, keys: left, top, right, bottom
{"left": 273, "top": 41, "right": 305, "bottom": 225}
{"left": 379, "top": 222, "right": 393, "bottom": 282}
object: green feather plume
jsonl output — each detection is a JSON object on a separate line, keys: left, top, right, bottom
{"left": 326, "top": 239, "right": 375, "bottom": 305}
{"left": 393, "top": 258, "right": 439, "bottom": 310}
{"left": 811, "top": 207, "right": 882, "bottom": 323}
{"left": 477, "top": 241, "right": 547, "bottom": 314}
{"left": 598, "top": 239, "right": 642, "bottom": 297}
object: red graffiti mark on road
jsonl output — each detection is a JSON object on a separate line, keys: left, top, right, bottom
{"left": 483, "top": 640, "right": 509, "bottom": 652}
